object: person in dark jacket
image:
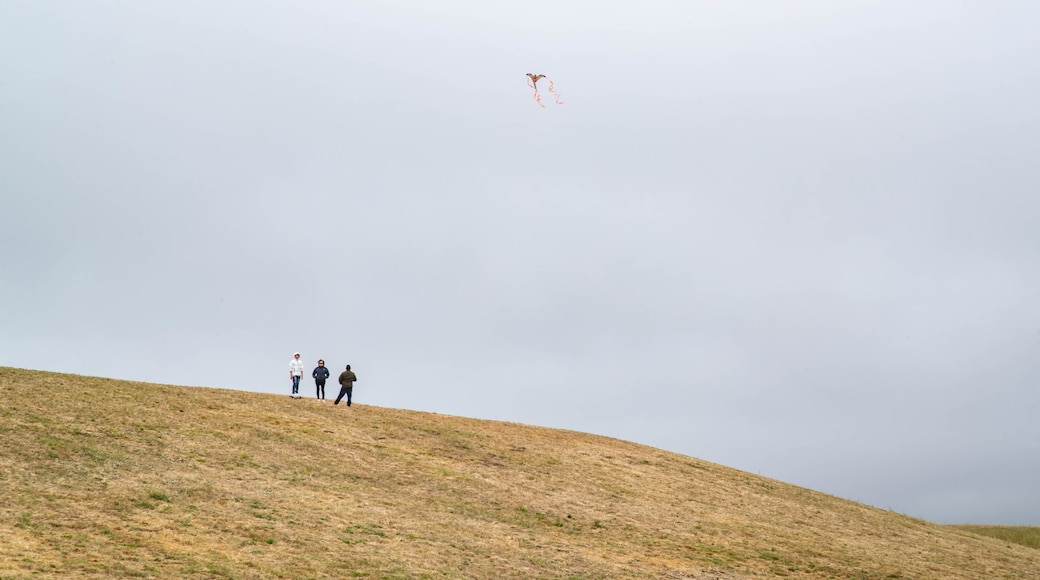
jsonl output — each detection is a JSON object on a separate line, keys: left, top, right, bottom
{"left": 312, "top": 359, "right": 330, "bottom": 400}
{"left": 334, "top": 364, "right": 358, "bottom": 407}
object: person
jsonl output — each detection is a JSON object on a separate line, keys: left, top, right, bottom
{"left": 334, "top": 364, "right": 358, "bottom": 407}
{"left": 312, "top": 359, "right": 330, "bottom": 400}
{"left": 289, "top": 352, "right": 304, "bottom": 398}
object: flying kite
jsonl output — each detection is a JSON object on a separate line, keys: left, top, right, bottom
{"left": 526, "top": 73, "right": 564, "bottom": 108}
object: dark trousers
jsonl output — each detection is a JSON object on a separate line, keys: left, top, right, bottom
{"left": 315, "top": 380, "right": 326, "bottom": 399}
{"left": 334, "top": 385, "right": 353, "bottom": 406}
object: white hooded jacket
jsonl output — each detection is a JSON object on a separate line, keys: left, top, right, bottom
{"left": 289, "top": 353, "right": 304, "bottom": 377}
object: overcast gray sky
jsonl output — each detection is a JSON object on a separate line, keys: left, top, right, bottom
{"left": 3, "top": 1, "right": 1038, "bottom": 525}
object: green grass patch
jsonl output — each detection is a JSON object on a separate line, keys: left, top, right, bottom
{"left": 954, "top": 525, "right": 1040, "bottom": 549}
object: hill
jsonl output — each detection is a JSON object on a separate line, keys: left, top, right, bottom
{"left": 1, "top": 367, "right": 1037, "bottom": 579}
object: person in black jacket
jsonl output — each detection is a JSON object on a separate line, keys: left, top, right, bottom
{"left": 334, "top": 364, "right": 357, "bottom": 407}
{"left": 312, "top": 359, "right": 331, "bottom": 400}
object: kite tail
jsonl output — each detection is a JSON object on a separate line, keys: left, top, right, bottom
{"left": 527, "top": 79, "right": 546, "bottom": 108}
{"left": 532, "top": 87, "right": 545, "bottom": 108}
{"left": 547, "top": 80, "right": 564, "bottom": 105}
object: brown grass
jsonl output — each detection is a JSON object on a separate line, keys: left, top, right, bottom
{"left": 1, "top": 367, "right": 1037, "bottom": 579}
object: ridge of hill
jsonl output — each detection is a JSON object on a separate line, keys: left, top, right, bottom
{"left": 1, "top": 367, "right": 1037, "bottom": 579}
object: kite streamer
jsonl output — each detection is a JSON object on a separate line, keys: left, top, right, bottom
{"left": 546, "top": 79, "right": 564, "bottom": 105}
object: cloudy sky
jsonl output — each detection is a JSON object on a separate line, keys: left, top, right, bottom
{"left": 3, "top": 1, "right": 1038, "bottom": 525}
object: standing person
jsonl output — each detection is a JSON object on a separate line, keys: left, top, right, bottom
{"left": 312, "top": 359, "right": 330, "bottom": 400}
{"left": 334, "top": 364, "right": 358, "bottom": 407}
{"left": 289, "top": 352, "right": 304, "bottom": 398}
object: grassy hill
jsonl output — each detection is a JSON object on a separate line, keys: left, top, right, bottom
{"left": 950, "top": 526, "right": 1040, "bottom": 551}
{"left": 1, "top": 367, "right": 1037, "bottom": 579}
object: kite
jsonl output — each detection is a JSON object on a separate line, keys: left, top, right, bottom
{"left": 526, "top": 73, "right": 564, "bottom": 108}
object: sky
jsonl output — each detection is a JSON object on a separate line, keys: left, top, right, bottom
{"left": 2, "top": 1, "right": 1038, "bottom": 525}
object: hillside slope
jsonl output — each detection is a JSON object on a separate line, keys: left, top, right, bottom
{"left": 1, "top": 367, "right": 1037, "bottom": 579}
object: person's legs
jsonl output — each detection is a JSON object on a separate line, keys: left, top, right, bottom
{"left": 346, "top": 386, "right": 353, "bottom": 406}
{"left": 334, "top": 386, "right": 347, "bottom": 405}
{"left": 292, "top": 375, "right": 300, "bottom": 395}
{"left": 316, "top": 380, "right": 325, "bottom": 399}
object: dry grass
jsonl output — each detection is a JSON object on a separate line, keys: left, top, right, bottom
{"left": 1, "top": 367, "right": 1037, "bottom": 579}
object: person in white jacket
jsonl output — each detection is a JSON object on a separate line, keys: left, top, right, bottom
{"left": 289, "top": 352, "right": 304, "bottom": 398}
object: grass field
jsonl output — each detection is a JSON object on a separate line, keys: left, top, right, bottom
{"left": 952, "top": 526, "right": 1040, "bottom": 550}
{"left": 1, "top": 367, "right": 1037, "bottom": 579}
